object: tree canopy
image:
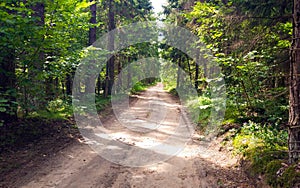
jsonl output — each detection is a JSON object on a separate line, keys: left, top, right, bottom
{"left": 1, "top": 0, "right": 300, "bottom": 186}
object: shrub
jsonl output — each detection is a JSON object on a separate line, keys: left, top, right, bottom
{"left": 231, "top": 121, "right": 294, "bottom": 187}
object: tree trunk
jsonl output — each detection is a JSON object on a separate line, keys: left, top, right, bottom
{"left": 29, "top": 2, "right": 45, "bottom": 110}
{"left": 85, "top": 0, "right": 97, "bottom": 94}
{"left": 66, "top": 74, "right": 72, "bottom": 96}
{"left": 105, "top": 0, "right": 115, "bottom": 97}
{"left": 116, "top": 54, "right": 123, "bottom": 92}
{"left": 45, "top": 78, "right": 55, "bottom": 101}
{"left": 195, "top": 50, "right": 199, "bottom": 90}
{"left": 176, "top": 55, "right": 182, "bottom": 90}
{"left": 187, "top": 57, "right": 192, "bottom": 82}
{"left": 96, "top": 76, "right": 101, "bottom": 95}
{"left": 127, "top": 57, "right": 132, "bottom": 89}
{"left": 288, "top": 0, "right": 300, "bottom": 164}
{"left": 89, "top": 0, "right": 97, "bottom": 46}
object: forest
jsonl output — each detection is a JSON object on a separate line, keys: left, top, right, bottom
{"left": 1, "top": 0, "right": 300, "bottom": 187}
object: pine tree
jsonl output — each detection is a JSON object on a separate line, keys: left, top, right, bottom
{"left": 288, "top": 0, "right": 300, "bottom": 163}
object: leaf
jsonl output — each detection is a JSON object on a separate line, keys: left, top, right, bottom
{"left": 236, "top": 65, "right": 245, "bottom": 70}
{"left": 75, "top": 1, "right": 95, "bottom": 11}
{"left": 199, "top": 105, "right": 211, "bottom": 110}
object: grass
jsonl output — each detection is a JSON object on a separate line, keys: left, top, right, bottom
{"left": 131, "top": 81, "right": 158, "bottom": 94}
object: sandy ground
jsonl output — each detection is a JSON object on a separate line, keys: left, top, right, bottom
{"left": 1, "top": 83, "right": 258, "bottom": 188}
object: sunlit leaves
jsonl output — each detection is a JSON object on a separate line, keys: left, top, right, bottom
{"left": 182, "top": 0, "right": 291, "bottom": 125}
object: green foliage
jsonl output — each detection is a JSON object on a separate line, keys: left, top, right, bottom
{"left": 0, "top": 0, "right": 155, "bottom": 123}
{"left": 266, "top": 162, "right": 300, "bottom": 188}
{"left": 131, "top": 82, "right": 147, "bottom": 93}
{"left": 131, "top": 80, "right": 158, "bottom": 94}
{"left": 0, "top": 89, "right": 18, "bottom": 124}
{"left": 0, "top": 99, "right": 8, "bottom": 113}
{"left": 231, "top": 121, "right": 294, "bottom": 187}
{"left": 0, "top": 99, "right": 8, "bottom": 126}
{"left": 29, "top": 95, "right": 112, "bottom": 119}
{"left": 168, "top": 87, "right": 178, "bottom": 96}
{"left": 29, "top": 99, "right": 73, "bottom": 120}
{"left": 183, "top": 1, "right": 291, "bottom": 127}
{"left": 247, "top": 147, "right": 287, "bottom": 177}
{"left": 233, "top": 121, "right": 287, "bottom": 153}
{"left": 265, "top": 160, "right": 283, "bottom": 187}
{"left": 95, "top": 96, "right": 111, "bottom": 112}
{"left": 163, "top": 82, "right": 176, "bottom": 93}
{"left": 278, "top": 165, "right": 300, "bottom": 188}
{"left": 186, "top": 94, "right": 212, "bottom": 129}
{"left": 223, "top": 103, "right": 239, "bottom": 123}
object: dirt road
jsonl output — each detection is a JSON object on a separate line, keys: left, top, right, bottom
{"left": 2, "top": 83, "right": 256, "bottom": 188}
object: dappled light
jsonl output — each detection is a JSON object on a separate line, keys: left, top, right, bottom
{"left": 0, "top": 0, "right": 298, "bottom": 187}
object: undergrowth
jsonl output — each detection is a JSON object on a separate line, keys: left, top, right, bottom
{"left": 163, "top": 82, "right": 216, "bottom": 132}
{"left": 29, "top": 98, "right": 73, "bottom": 120}
{"left": 152, "top": 81, "right": 298, "bottom": 187}
{"left": 131, "top": 81, "right": 157, "bottom": 94}
{"left": 230, "top": 121, "right": 300, "bottom": 187}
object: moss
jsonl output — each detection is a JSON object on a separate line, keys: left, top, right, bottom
{"left": 260, "top": 161, "right": 300, "bottom": 188}
{"left": 265, "top": 160, "right": 283, "bottom": 187}
{"left": 246, "top": 147, "right": 288, "bottom": 176}
{"left": 229, "top": 119, "right": 291, "bottom": 187}
{"left": 278, "top": 165, "right": 300, "bottom": 188}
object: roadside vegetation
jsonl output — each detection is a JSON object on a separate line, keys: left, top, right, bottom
{"left": 1, "top": 0, "right": 300, "bottom": 186}
{"left": 161, "top": 0, "right": 299, "bottom": 186}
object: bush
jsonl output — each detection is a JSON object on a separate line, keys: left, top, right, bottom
{"left": 131, "top": 80, "right": 158, "bottom": 94}
{"left": 29, "top": 98, "right": 73, "bottom": 120}
{"left": 95, "top": 96, "right": 111, "bottom": 112}
{"left": 186, "top": 95, "right": 212, "bottom": 129}
{"left": 233, "top": 121, "right": 287, "bottom": 151}
{"left": 131, "top": 82, "right": 146, "bottom": 93}
{"left": 231, "top": 121, "right": 294, "bottom": 187}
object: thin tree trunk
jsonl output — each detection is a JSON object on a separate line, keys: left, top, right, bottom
{"left": 89, "top": 0, "right": 96, "bottom": 46}
{"left": 288, "top": 0, "right": 300, "bottom": 164}
{"left": 117, "top": 54, "right": 123, "bottom": 92}
{"left": 176, "top": 55, "right": 182, "bottom": 90}
{"left": 96, "top": 76, "right": 101, "bottom": 95}
{"left": 195, "top": 49, "right": 199, "bottom": 90}
{"left": 29, "top": 2, "right": 45, "bottom": 110}
{"left": 187, "top": 58, "right": 192, "bottom": 82}
{"left": 127, "top": 57, "right": 132, "bottom": 89}
{"left": 45, "top": 78, "right": 55, "bottom": 101}
{"left": 105, "top": 0, "right": 115, "bottom": 97}
{"left": 85, "top": 0, "right": 97, "bottom": 94}
{"left": 61, "top": 80, "right": 66, "bottom": 99}
{"left": 66, "top": 74, "right": 72, "bottom": 96}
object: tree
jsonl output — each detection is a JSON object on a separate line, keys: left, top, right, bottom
{"left": 104, "top": 0, "right": 116, "bottom": 97}
{"left": 288, "top": 0, "right": 300, "bottom": 163}
{"left": 29, "top": 1, "right": 46, "bottom": 110}
{"left": 89, "top": 0, "right": 97, "bottom": 46}
{"left": 103, "top": 0, "right": 153, "bottom": 97}
{"left": 0, "top": 1, "right": 24, "bottom": 122}
{"left": 85, "top": 0, "right": 97, "bottom": 94}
